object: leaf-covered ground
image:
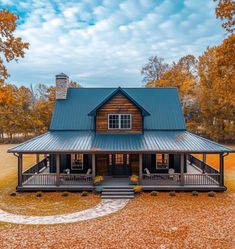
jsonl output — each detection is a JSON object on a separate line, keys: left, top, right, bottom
{"left": 0, "top": 144, "right": 234, "bottom": 248}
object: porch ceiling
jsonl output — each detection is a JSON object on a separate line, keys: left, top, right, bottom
{"left": 8, "top": 131, "right": 233, "bottom": 154}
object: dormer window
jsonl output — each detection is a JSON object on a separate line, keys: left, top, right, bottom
{"left": 108, "top": 114, "right": 131, "bottom": 129}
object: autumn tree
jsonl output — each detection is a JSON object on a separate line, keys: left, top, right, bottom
{"left": 198, "top": 35, "right": 235, "bottom": 142}
{"left": 141, "top": 56, "right": 169, "bottom": 84}
{"left": 214, "top": 0, "right": 235, "bottom": 34}
{"left": 0, "top": 9, "right": 29, "bottom": 85}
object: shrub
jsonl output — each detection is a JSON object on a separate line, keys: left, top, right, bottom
{"left": 133, "top": 185, "right": 143, "bottom": 193}
{"left": 10, "top": 192, "right": 17, "bottom": 197}
{"left": 130, "top": 174, "right": 139, "bottom": 185}
{"left": 208, "top": 191, "right": 215, "bottom": 197}
{"left": 192, "top": 191, "right": 198, "bottom": 196}
{"left": 36, "top": 191, "right": 42, "bottom": 197}
{"left": 95, "top": 186, "right": 103, "bottom": 194}
{"left": 94, "top": 176, "right": 104, "bottom": 185}
{"left": 62, "top": 191, "right": 69, "bottom": 197}
{"left": 81, "top": 191, "right": 89, "bottom": 197}
{"left": 150, "top": 191, "right": 158, "bottom": 196}
{"left": 169, "top": 191, "right": 176, "bottom": 197}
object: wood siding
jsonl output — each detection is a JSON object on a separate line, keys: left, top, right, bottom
{"left": 96, "top": 93, "right": 143, "bottom": 133}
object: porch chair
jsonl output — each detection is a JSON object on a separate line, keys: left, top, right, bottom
{"left": 78, "top": 168, "right": 92, "bottom": 181}
{"left": 144, "top": 168, "right": 151, "bottom": 179}
{"left": 168, "top": 168, "right": 175, "bottom": 181}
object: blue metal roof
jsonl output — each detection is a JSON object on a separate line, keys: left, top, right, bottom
{"left": 8, "top": 131, "right": 233, "bottom": 153}
{"left": 50, "top": 87, "right": 186, "bottom": 130}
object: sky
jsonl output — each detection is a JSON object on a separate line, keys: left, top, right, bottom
{"left": 1, "top": 0, "right": 226, "bottom": 87}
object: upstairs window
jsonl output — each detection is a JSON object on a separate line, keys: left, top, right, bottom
{"left": 108, "top": 114, "right": 131, "bottom": 129}
{"left": 156, "top": 154, "right": 169, "bottom": 169}
{"left": 71, "top": 154, "right": 83, "bottom": 170}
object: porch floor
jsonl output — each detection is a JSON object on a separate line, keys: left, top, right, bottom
{"left": 101, "top": 177, "right": 131, "bottom": 187}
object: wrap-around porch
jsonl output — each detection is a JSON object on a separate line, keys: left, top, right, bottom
{"left": 15, "top": 152, "right": 226, "bottom": 192}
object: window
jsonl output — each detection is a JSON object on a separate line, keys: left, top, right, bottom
{"left": 108, "top": 114, "right": 131, "bottom": 129}
{"left": 156, "top": 154, "right": 169, "bottom": 169}
{"left": 71, "top": 154, "right": 83, "bottom": 170}
{"left": 115, "top": 154, "right": 124, "bottom": 164}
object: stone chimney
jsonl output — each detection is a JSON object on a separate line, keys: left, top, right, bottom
{"left": 55, "top": 73, "right": 69, "bottom": 99}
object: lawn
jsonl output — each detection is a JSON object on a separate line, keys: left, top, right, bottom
{"left": 0, "top": 144, "right": 234, "bottom": 249}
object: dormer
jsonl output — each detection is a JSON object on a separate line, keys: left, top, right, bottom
{"left": 88, "top": 87, "right": 150, "bottom": 133}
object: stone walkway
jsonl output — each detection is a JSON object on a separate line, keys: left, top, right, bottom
{"left": 0, "top": 199, "right": 129, "bottom": 225}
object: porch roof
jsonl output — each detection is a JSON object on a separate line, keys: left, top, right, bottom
{"left": 8, "top": 131, "right": 233, "bottom": 154}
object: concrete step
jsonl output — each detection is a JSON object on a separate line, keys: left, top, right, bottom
{"left": 102, "top": 188, "right": 133, "bottom": 192}
{"left": 102, "top": 186, "right": 133, "bottom": 189}
{"left": 102, "top": 191, "right": 134, "bottom": 195}
{"left": 101, "top": 195, "right": 135, "bottom": 199}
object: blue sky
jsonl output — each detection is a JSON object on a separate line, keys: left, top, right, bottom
{"left": 1, "top": 0, "right": 225, "bottom": 87}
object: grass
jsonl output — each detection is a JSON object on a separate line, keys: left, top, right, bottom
{"left": 0, "top": 144, "right": 100, "bottom": 216}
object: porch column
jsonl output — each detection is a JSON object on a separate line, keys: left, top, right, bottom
{"left": 18, "top": 154, "right": 23, "bottom": 187}
{"left": 36, "top": 154, "right": 40, "bottom": 164}
{"left": 139, "top": 153, "right": 143, "bottom": 184}
{"left": 219, "top": 153, "right": 224, "bottom": 187}
{"left": 92, "top": 154, "right": 96, "bottom": 180}
{"left": 202, "top": 154, "right": 206, "bottom": 173}
{"left": 56, "top": 154, "right": 60, "bottom": 186}
{"left": 180, "top": 154, "right": 184, "bottom": 186}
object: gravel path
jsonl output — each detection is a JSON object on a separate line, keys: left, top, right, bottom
{"left": 0, "top": 199, "right": 129, "bottom": 225}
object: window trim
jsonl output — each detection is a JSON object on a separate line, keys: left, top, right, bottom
{"left": 108, "top": 114, "right": 132, "bottom": 130}
{"left": 156, "top": 154, "right": 169, "bottom": 169}
{"left": 71, "top": 154, "right": 84, "bottom": 170}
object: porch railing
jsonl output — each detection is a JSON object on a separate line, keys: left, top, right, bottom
{"left": 142, "top": 173, "right": 220, "bottom": 186}
{"left": 184, "top": 173, "right": 220, "bottom": 185}
{"left": 22, "top": 173, "right": 93, "bottom": 186}
{"left": 142, "top": 173, "right": 181, "bottom": 185}
{"left": 60, "top": 174, "right": 92, "bottom": 185}
{"left": 188, "top": 155, "right": 219, "bottom": 174}
{"left": 22, "top": 173, "right": 56, "bottom": 185}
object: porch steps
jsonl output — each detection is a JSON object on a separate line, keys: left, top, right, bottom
{"left": 101, "top": 187, "right": 134, "bottom": 199}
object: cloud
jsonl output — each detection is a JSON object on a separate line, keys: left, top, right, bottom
{"left": 2, "top": 0, "right": 225, "bottom": 87}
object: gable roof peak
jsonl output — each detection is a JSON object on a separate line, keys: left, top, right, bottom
{"left": 88, "top": 87, "right": 150, "bottom": 116}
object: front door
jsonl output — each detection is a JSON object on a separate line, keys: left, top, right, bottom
{"left": 111, "top": 154, "right": 131, "bottom": 177}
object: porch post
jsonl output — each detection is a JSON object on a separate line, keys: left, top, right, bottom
{"left": 56, "top": 154, "right": 60, "bottom": 186}
{"left": 18, "top": 154, "right": 23, "bottom": 187}
{"left": 92, "top": 154, "right": 96, "bottom": 180}
{"left": 36, "top": 154, "right": 40, "bottom": 164}
{"left": 202, "top": 154, "right": 206, "bottom": 173}
{"left": 139, "top": 153, "right": 143, "bottom": 184}
{"left": 180, "top": 154, "right": 184, "bottom": 186}
{"left": 219, "top": 153, "right": 224, "bottom": 187}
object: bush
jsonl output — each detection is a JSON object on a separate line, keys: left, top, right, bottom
{"left": 95, "top": 186, "right": 103, "bottom": 194}
{"left": 81, "top": 191, "right": 89, "bottom": 197}
{"left": 133, "top": 185, "right": 143, "bottom": 193}
{"left": 192, "top": 191, "right": 198, "bottom": 196}
{"left": 10, "top": 192, "right": 17, "bottom": 197}
{"left": 208, "top": 191, "right": 215, "bottom": 197}
{"left": 169, "top": 191, "right": 176, "bottom": 197}
{"left": 62, "top": 191, "right": 69, "bottom": 197}
{"left": 36, "top": 191, "right": 42, "bottom": 197}
{"left": 150, "top": 191, "right": 158, "bottom": 196}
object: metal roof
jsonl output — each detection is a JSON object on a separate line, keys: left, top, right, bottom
{"left": 8, "top": 131, "right": 233, "bottom": 153}
{"left": 50, "top": 87, "right": 186, "bottom": 131}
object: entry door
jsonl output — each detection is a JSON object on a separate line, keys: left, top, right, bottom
{"left": 112, "top": 154, "right": 131, "bottom": 176}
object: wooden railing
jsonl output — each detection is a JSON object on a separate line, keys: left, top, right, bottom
{"left": 22, "top": 173, "right": 56, "bottom": 185}
{"left": 184, "top": 174, "right": 220, "bottom": 185}
{"left": 188, "top": 155, "right": 219, "bottom": 174}
{"left": 22, "top": 173, "right": 93, "bottom": 186}
{"left": 60, "top": 174, "right": 92, "bottom": 185}
{"left": 142, "top": 173, "right": 181, "bottom": 185}
{"left": 24, "top": 157, "right": 48, "bottom": 174}
{"left": 142, "top": 173, "right": 220, "bottom": 186}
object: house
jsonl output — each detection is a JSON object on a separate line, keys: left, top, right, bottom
{"left": 8, "top": 73, "right": 233, "bottom": 196}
